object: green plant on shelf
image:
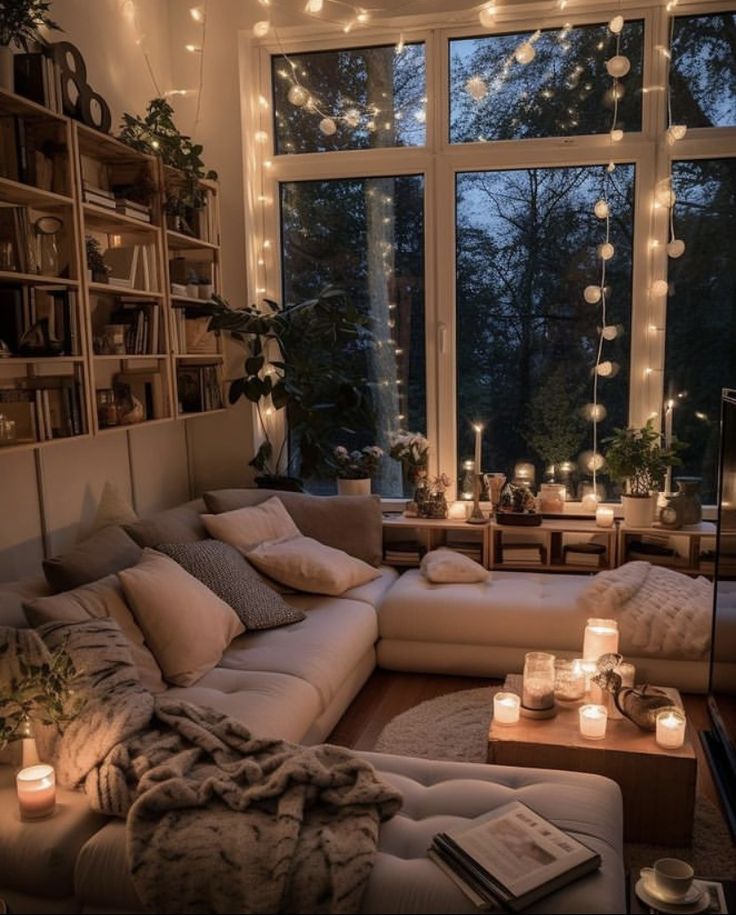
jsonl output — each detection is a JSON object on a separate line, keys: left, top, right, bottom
{"left": 604, "top": 419, "right": 685, "bottom": 496}
{"left": 0, "top": 0, "right": 60, "bottom": 50}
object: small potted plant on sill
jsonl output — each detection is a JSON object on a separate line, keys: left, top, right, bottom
{"left": 332, "top": 445, "right": 383, "bottom": 496}
{"left": 0, "top": 0, "right": 60, "bottom": 92}
{"left": 604, "top": 419, "right": 684, "bottom": 527}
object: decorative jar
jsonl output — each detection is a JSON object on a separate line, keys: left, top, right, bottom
{"left": 522, "top": 651, "right": 556, "bottom": 714}
{"left": 554, "top": 659, "right": 586, "bottom": 702}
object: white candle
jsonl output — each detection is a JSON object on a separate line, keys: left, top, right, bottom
{"left": 576, "top": 658, "right": 598, "bottom": 692}
{"left": 494, "top": 692, "right": 521, "bottom": 725}
{"left": 579, "top": 704, "right": 608, "bottom": 740}
{"left": 583, "top": 618, "right": 619, "bottom": 661}
{"left": 16, "top": 764, "right": 56, "bottom": 820}
{"left": 473, "top": 424, "right": 482, "bottom": 474}
{"left": 596, "top": 506, "right": 615, "bottom": 528}
{"left": 655, "top": 708, "right": 686, "bottom": 749}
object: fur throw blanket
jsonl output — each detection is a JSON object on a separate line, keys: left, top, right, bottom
{"left": 1, "top": 620, "right": 402, "bottom": 914}
{"left": 578, "top": 561, "right": 712, "bottom": 659}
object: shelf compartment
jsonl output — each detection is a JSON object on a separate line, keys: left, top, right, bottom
{"left": 0, "top": 178, "right": 74, "bottom": 208}
{"left": 166, "top": 230, "right": 219, "bottom": 251}
{"left": 83, "top": 203, "right": 160, "bottom": 235}
{"left": 88, "top": 282, "right": 163, "bottom": 298}
{"left": 0, "top": 271, "right": 78, "bottom": 285}
{"left": 0, "top": 88, "right": 67, "bottom": 121}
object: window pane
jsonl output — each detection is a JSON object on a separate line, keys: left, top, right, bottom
{"left": 664, "top": 159, "right": 736, "bottom": 503}
{"left": 272, "top": 44, "right": 426, "bottom": 154}
{"left": 281, "top": 175, "right": 425, "bottom": 495}
{"left": 456, "top": 164, "right": 635, "bottom": 497}
{"left": 450, "top": 22, "right": 643, "bottom": 142}
{"left": 671, "top": 14, "right": 736, "bottom": 128}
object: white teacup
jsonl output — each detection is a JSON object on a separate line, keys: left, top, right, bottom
{"left": 641, "top": 858, "right": 694, "bottom": 902}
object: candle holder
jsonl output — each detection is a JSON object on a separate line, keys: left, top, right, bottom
{"left": 582, "top": 618, "right": 619, "bottom": 661}
{"left": 579, "top": 704, "right": 608, "bottom": 740}
{"left": 554, "top": 659, "right": 586, "bottom": 702}
{"left": 493, "top": 691, "right": 521, "bottom": 726}
{"left": 16, "top": 764, "right": 56, "bottom": 820}
{"left": 521, "top": 651, "right": 557, "bottom": 719}
{"left": 466, "top": 473, "right": 486, "bottom": 524}
{"left": 655, "top": 706, "right": 686, "bottom": 749}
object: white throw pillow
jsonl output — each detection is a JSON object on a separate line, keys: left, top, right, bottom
{"left": 118, "top": 549, "right": 244, "bottom": 687}
{"left": 420, "top": 548, "right": 490, "bottom": 584}
{"left": 247, "top": 535, "right": 381, "bottom": 596}
{"left": 201, "top": 496, "right": 301, "bottom": 555}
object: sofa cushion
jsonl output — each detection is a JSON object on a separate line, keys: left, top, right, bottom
{"left": 204, "top": 488, "right": 383, "bottom": 566}
{"left": 201, "top": 496, "right": 301, "bottom": 555}
{"left": 219, "top": 596, "right": 378, "bottom": 708}
{"left": 123, "top": 498, "right": 207, "bottom": 548}
{"left": 0, "top": 575, "right": 49, "bottom": 628}
{"left": 23, "top": 574, "right": 165, "bottom": 694}
{"left": 42, "top": 526, "right": 142, "bottom": 592}
{"left": 421, "top": 547, "right": 490, "bottom": 583}
{"left": 342, "top": 566, "right": 399, "bottom": 607}
{"left": 247, "top": 535, "right": 382, "bottom": 597}
{"left": 156, "top": 540, "right": 305, "bottom": 630}
{"left": 118, "top": 549, "right": 244, "bottom": 687}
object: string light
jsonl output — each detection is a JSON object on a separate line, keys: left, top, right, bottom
{"left": 288, "top": 84, "right": 310, "bottom": 107}
{"left": 651, "top": 280, "right": 669, "bottom": 297}
{"left": 305, "top": 0, "right": 323, "bottom": 12}
{"left": 609, "top": 15, "right": 624, "bottom": 34}
{"left": 606, "top": 55, "right": 630, "bottom": 78}
{"left": 584, "top": 285, "right": 602, "bottom": 304}
{"left": 319, "top": 116, "right": 337, "bottom": 135}
{"left": 593, "top": 200, "right": 609, "bottom": 219}
{"left": 667, "top": 238, "right": 685, "bottom": 258}
{"left": 189, "top": 6, "right": 204, "bottom": 23}
{"left": 185, "top": 43, "right": 201, "bottom": 53}
{"left": 479, "top": 2, "right": 496, "bottom": 27}
{"left": 466, "top": 75, "right": 488, "bottom": 101}
{"left": 253, "top": 21, "right": 271, "bottom": 37}
{"left": 514, "top": 41, "right": 536, "bottom": 64}
{"left": 598, "top": 242, "right": 615, "bottom": 261}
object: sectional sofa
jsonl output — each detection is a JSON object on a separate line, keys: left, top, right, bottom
{"left": 0, "top": 489, "right": 638, "bottom": 913}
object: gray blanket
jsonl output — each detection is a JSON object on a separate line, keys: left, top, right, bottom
{"left": 1, "top": 620, "right": 402, "bottom": 914}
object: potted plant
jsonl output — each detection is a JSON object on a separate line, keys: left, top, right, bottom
{"left": 417, "top": 473, "right": 452, "bottom": 519}
{"left": 0, "top": 0, "right": 59, "bottom": 91}
{"left": 604, "top": 419, "right": 683, "bottom": 526}
{"left": 85, "top": 236, "right": 110, "bottom": 284}
{"left": 205, "top": 288, "right": 373, "bottom": 488}
{"left": 332, "top": 445, "right": 383, "bottom": 496}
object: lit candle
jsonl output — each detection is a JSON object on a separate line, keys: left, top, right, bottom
{"left": 493, "top": 691, "right": 521, "bottom": 725}
{"left": 596, "top": 506, "right": 615, "bottom": 528}
{"left": 473, "top": 424, "right": 483, "bottom": 474}
{"left": 16, "top": 764, "right": 56, "bottom": 820}
{"left": 664, "top": 400, "right": 674, "bottom": 495}
{"left": 554, "top": 659, "right": 586, "bottom": 702}
{"left": 579, "top": 704, "right": 608, "bottom": 740}
{"left": 583, "top": 618, "right": 619, "bottom": 661}
{"left": 576, "top": 658, "right": 598, "bottom": 692}
{"left": 655, "top": 707, "right": 686, "bottom": 749}
{"left": 581, "top": 492, "right": 599, "bottom": 512}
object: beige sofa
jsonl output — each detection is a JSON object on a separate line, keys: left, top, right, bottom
{"left": 0, "top": 490, "right": 627, "bottom": 913}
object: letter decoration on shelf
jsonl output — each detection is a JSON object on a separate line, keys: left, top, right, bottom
{"left": 49, "top": 42, "right": 112, "bottom": 133}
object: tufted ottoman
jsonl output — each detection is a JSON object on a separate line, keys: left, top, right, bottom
{"left": 57, "top": 752, "right": 626, "bottom": 914}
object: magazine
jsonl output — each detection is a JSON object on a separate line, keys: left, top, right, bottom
{"left": 429, "top": 800, "right": 601, "bottom": 911}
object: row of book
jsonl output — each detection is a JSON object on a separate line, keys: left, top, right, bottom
{"left": 177, "top": 363, "right": 223, "bottom": 413}
{"left": 83, "top": 182, "right": 153, "bottom": 223}
{"left": 0, "top": 205, "right": 48, "bottom": 275}
{"left": 14, "top": 51, "right": 63, "bottom": 115}
{"left": 0, "top": 376, "right": 84, "bottom": 444}
{"left": 102, "top": 298, "right": 162, "bottom": 356}
{"left": 0, "top": 285, "right": 79, "bottom": 356}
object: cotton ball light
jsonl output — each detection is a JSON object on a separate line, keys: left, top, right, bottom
{"left": 610, "top": 128, "right": 624, "bottom": 142}
{"left": 581, "top": 492, "right": 600, "bottom": 512}
{"left": 253, "top": 20, "right": 270, "bottom": 37}
{"left": 598, "top": 242, "right": 615, "bottom": 261}
{"left": 479, "top": 2, "right": 496, "bottom": 27}
{"left": 668, "top": 124, "right": 687, "bottom": 142}
{"left": 655, "top": 181, "right": 676, "bottom": 207}
{"left": 596, "top": 361, "right": 615, "bottom": 377}
{"left": 606, "top": 55, "right": 631, "bottom": 78}
{"left": 601, "top": 325, "right": 619, "bottom": 341}
{"left": 580, "top": 450, "right": 606, "bottom": 473}
{"left": 651, "top": 280, "right": 669, "bottom": 297}
{"left": 466, "top": 75, "right": 488, "bottom": 101}
{"left": 344, "top": 108, "right": 361, "bottom": 128}
{"left": 609, "top": 15, "right": 625, "bottom": 34}
{"left": 319, "top": 117, "right": 337, "bottom": 136}
{"left": 515, "top": 42, "right": 536, "bottom": 65}
{"left": 582, "top": 403, "right": 608, "bottom": 423}
{"left": 667, "top": 239, "right": 686, "bottom": 258}
{"left": 287, "top": 85, "right": 310, "bottom": 107}
{"left": 584, "top": 285, "right": 602, "bottom": 304}
{"left": 594, "top": 199, "right": 610, "bottom": 219}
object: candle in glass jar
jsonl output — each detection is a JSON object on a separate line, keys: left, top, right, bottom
{"left": 493, "top": 692, "right": 521, "bottom": 725}
{"left": 583, "top": 618, "right": 619, "bottom": 661}
{"left": 595, "top": 506, "right": 615, "bottom": 528}
{"left": 579, "top": 704, "right": 608, "bottom": 740}
{"left": 16, "top": 764, "right": 56, "bottom": 820}
{"left": 522, "top": 652, "right": 556, "bottom": 711}
{"left": 554, "top": 659, "right": 586, "bottom": 702}
{"left": 655, "top": 708, "right": 686, "bottom": 749}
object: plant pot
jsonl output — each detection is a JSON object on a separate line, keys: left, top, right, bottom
{"left": 337, "top": 478, "right": 371, "bottom": 496}
{"left": 622, "top": 493, "right": 658, "bottom": 527}
{"left": 673, "top": 476, "right": 702, "bottom": 525}
{"left": 254, "top": 475, "right": 304, "bottom": 492}
{"left": 0, "top": 46, "right": 14, "bottom": 93}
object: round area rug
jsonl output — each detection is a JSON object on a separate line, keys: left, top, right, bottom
{"left": 374, "top": 686, "right": 736, "bottom": 879}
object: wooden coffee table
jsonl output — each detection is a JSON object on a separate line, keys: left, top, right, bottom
{"left": 487, "top": 679, "right": 696, "bottom": 844}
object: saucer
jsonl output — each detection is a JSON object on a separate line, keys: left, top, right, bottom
{"left": 635, "top": 878, "right": 708, "bottom": 914}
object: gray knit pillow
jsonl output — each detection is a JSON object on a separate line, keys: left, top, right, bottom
{"left": 155, "top": 540, "right": 305, "bottom": 630}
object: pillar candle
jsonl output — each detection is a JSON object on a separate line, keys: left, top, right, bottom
{"left": 493, "top": 692, "right": 521, "bottom": 726}
{"left": 582, "top": 619, "right": 619, "bottom": 661}
{"left": 16, "top": 764, "right": 56, "bottom": 820}
{"left": 579, "top": 704, "right": 608, "bottom": 740}
{"left": 655, "top": 708, "right": 686, "bottom": 749}
{"left": 473, "top": 424, "right": 482, "bottom": 474}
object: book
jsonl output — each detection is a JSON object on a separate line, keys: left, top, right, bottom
{"left": 502, "top": 543, "right": 545, "bottom": 564}
{"left": 429, "top": 800, "right": 601, "bottom": 912}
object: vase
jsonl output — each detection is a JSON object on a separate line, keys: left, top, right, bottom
{"left": 418, "top": 493, "right": 448, "bottom": 519}
{"left": 0, "top": 46, "right": 14, "bottom": 92}
{"left": 673, "top": 477, "right": 702, "bottom": 525}
{"left": 621, "top": 493, "right": 658, "bottom": 527}
{"left": 337, "top": 478, "right": 371, "bottom": 496}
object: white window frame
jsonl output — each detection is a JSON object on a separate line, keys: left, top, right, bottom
{"left": 239, "top": 0, "right": 736, "bottom": 499}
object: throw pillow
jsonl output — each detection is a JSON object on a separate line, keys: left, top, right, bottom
{"left": 201, "top": 496, "right": 301, "bottom": 555}
{"left": 23, "top": 574, "right": 166, "bottom": 694}
{"left": 91, "top": 481, "right": 138, "bottom": 533}
{"left": 118, "top": 549, "right": 244, "bottom": 687}
{"left": 156, "top": 541, "right": 305, "bottom": 630}
{"left": 43, "top": 525, "right": 143, "bottom": 593}
{"left": 124, "top": 499, "right": 208, "bottom": 548}
{"left": 247, "top": 535, "right": 381, "bottom": 597}
{"left": 420, "top": 548, "right": 490, "bottom": 584}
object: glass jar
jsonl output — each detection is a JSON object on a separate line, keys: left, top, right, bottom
{"left": 0, "top": 412, "right": 16, "bottom": 444}
{"left": 554, "top": 658, "right": 586, "bottom": 702}
{"left": 539, "top": 483, "right": 566, "bottom": 514}
{"left": 673, "top": 477, "right": 702, "bottom": 525}
{"left": 96, "top": 389, "right": 119, "bottom": 428}
{"left": 522, "top": 651, "right": 556, "bottom": 711}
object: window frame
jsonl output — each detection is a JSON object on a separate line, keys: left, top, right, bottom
{"left": 240, "top": 0, "right": 736, "bottom": 500}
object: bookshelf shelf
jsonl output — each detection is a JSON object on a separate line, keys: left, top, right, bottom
{"left": 89, "top": 282, "right": 164, "bottom": 298}
{"left": 171, "top": 294, "right": 214, "bottom": 305}
{"left": 93, "top": 354, "right": 168, "bottom": 361}
{"left": 83, "top": 203, "right": 160, "bottom": 234}
{"left": 0, "top": 356, "right": 85, "bottom": 364}
{"left": 0, "top": 272, "right": 79, "bottom": 285}
{"left": 0, "top": 87, "right": 67, "bottom": 121}
{"left": 0, "top": 177, "right": 74, "bottom": 208}
{"left": 173, "top": 352, "right": 225, "bottom": 361}
{"left": 166, "top": 230, "right": 219, "bottom": 252}
{"left": 177, "top": 406, "right": 228, "bottom": 419}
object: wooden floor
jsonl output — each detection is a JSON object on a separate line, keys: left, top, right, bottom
{"left": 328, "top": 669, "right": 735, "bottom": 842}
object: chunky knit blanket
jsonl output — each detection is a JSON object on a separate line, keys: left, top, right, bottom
{"left": 1, "top": 620, "right": 402, "bottom": 914}
{"left": 578, "top": 560, "right": 712, "bottom": 659}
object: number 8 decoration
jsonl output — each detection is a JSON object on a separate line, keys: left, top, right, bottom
{"left": 50, "top": 42, "right": 112, "bottom": 134}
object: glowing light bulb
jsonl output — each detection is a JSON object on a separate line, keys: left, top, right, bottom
{"left": 466, "top": 75, "right": 488, "bottom": 101}
{"left": 254, "top": 130, "right": 268, "bottom": 143}
{"left": 583, "top": 403, "right": 608, "bottom": 422}
{"left": 319, "top": 117, "right": 337, "bottom": 136}
{"left": 515, "top": 42, "right": 536, "bottom": 65}
{"left": 598, "top": 242, "right": 615, "bottom": 261}
{"left": 601, "top": 325, "right": 619, "bottom": 341}
{"left": 396, "top": 33, "right": 405, "bottom": 54}
{"left": 287, "top": 84, "right": 310, "bottom": 107}
{"left": 610, "top": 128, "right": 624, "bottom": 142}
{"left": 356, "top": 8, "right": 369, "bottom": 23}
{"left": 151, "top": 138, "right": 160, "bottom": 149}
{"left": 185, "top": 44, "right": 201, "bottom": 53}
{"left": 344, "top": 108, "right": 361, "bottom": 128}
{"left": 655, "top": 180, "right": 676, "bottom": 208}
{"left": 667, "top": 239, "right": 686, "bottom": 258}
{"left": 607, "top": 161, "right": 616, "bottom": 173}
{"left": 253, "top": 21, "right": 270, "bottom": 37}
{"left": 479, "top": 2, "right": 496, "bottom": 27}
{"left": 190, "top": 6, "right": 205, "bottom": 23}
{"left": 668, "top": 124, "right": 687, "bottom": 142}
{"left": 651, "top": 280, "right": 669, "bottom": 297}
{"left": 594, "top": 200, "right": 610, "bottom": 219}
{"left": 596, "top": 361, "right": 614, "bottom": 377}
{"left": 584, "top": 285, "right": 602, "bottom": 304}
{"left": 305, "top": 0, "right": 323, "bottom": 12}
{"left": 606, "top": 55, "right": 631, "bottom": 78}
{"left": 609, "top": 15, "right": 624, "bottom": 34}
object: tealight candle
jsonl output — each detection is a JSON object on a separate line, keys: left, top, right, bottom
{"left": 582, "top": 618, "right": 619, "bottom": 661}
{"left": 655, "top": 707, "right": 686, "bottom": 749}
{"left": 493, "top": 691, "right": 521, "bottom": 725}
{"left": 579, "top": 704, "right": 608, "bottom": 740}
{"left": 595, "top": 506, "right": 615, "bottom": 528}
{"left": 16, "top": 764, "right": 56, "bottom": 820}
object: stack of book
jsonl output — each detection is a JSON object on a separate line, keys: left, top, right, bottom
{"left": 0, "top": 375, "right": 83, "bottom": 443}
{"left": 13, "top": 52, "right": 63, "bottom": 114}
{"left": 83, "top": 183, "right": 116, "bottom": 210}
{"left": 563, "top": 542, "right": 606, "bottom": 568}
{"left": 627, "top": 533, "right": 678, "bottom": 564}
{"left": 428, "top": 800, "right": 601, "bottom": 911}
{"left": 115, "top": 198, "right": 152, "bottom": 222}
{"left": 172, "top": 306, "right": 218, "bottom": 355}
{"left": 501, "top": 543, "right": 546, "bottom": 565}
{"left": 108, "top": 298, "right": 162, "bottom": 355}
{"left": 384, "top": 540, "right": 424, "bottom": 565}
{"left": 444, "top": 538, "right": 483, "bottom": 564}
{"left": 177, "top": 363, "right": 223, "bottom": 413}
{"left": 0, "top": 285, "right": 79, "bottom": 356}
